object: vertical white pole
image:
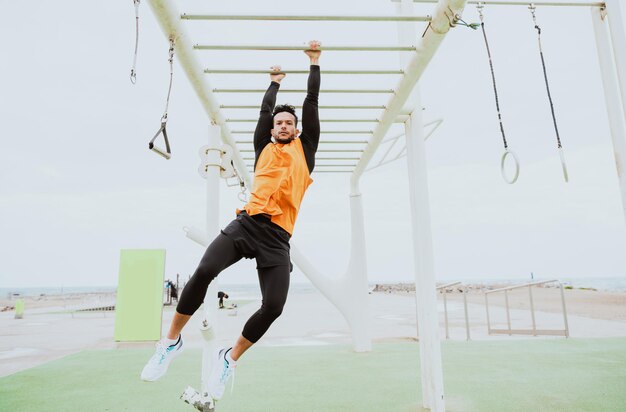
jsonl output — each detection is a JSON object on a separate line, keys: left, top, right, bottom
{"left": 592, "top": 7, "right": 626, "bottom": 219}
{"left": 395, "top": 0, "right": 420, "bottom": 114}
{"left": 605, "top": 0, "right": 626, "bottom": 121}
{"left": 397, "top": 2, "right": 444, "bottom": 410}
{"left": 528, "top": 286, "right": 537, "bottom": 336}
{"left": 201, "top": 123, "right": 221, "bottom": 393}
{"left": 405, "top": 107, "right": 445, "bottom": 412}
{"left": 559, "top": 283, "right": 570, "bottom": 338}
{"left": 347, "top": 183, "right": 372, "bottom": 352}
{"left": 463, "top": 288, "right": 470, "bottom": 341}
{"left": 443, "top": 292, "right": 449, "bottom": 340}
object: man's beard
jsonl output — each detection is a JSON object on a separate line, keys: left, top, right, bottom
{"left": 274, "top": 133, "right": 295, "bottom": 144}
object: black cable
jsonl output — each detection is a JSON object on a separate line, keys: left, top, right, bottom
{"left": 479, "top": 21, "right": 509, "bottom": 150}
{"left": 534, "top": 22, "right": 563, "bottom": 149}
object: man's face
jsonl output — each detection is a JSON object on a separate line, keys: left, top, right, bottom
{"left": 271, "top": 111, "right": 299, "bottom": 143}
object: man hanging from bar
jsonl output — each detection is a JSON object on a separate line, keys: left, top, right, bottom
{"left": 140, "top": 40, "right": 322, "bottom": 401}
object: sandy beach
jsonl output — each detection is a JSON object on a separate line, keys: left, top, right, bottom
{"left": 1, "top": 284, "right": 625, "bottom": 378}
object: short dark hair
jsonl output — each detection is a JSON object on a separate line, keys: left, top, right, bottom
{"left": 273, "top": 104, "right": 298, "bottom": 127}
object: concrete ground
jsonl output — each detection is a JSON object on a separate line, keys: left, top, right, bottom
{"left": 2, "top": 288, "right": 626, "bottom": 378}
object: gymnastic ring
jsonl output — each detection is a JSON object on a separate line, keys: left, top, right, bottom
{"left": 500, "top": 149, "right": 520, "bottom": 184}
{"left": 559, "top": 147, "right": 569, "bottom": 183}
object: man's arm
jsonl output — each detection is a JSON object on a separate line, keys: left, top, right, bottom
{"left": 300, "top": 41, "right": 321, "bottom": 173}
{"left": 253, "top": 66, "right": 285, "bottom": 170}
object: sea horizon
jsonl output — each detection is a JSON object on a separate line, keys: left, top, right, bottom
{"left": 2, "top": 275, "right": 626, "bottom": 297}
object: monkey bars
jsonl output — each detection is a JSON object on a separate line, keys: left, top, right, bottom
{"left": 146, "top": 2, "right": 465, "bottom": 411}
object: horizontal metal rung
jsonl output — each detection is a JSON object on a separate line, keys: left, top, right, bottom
{"left": 314, "top": 157, "right": 361, "bottom": 160}
{"left": 242, "top": 167, "right": 353, "bottom": 173}
{"left": 226, "top": 119, "right": 379, "bottom": 123}
{"left": 489, "top": 329, "right": 567, "bottom": 336}
{"left": 221, "top": 105, "right": 386, "bottom": 109}
{"left": 314, "top": 149, "right": 363, "bottom": 153}
{"left": 246, "top": 163, "right": 357, "bottom": 167}
{"left": 214, "top": 89, "right": 394, "bottom": 93}
{"left": 240, "top": 149, "right": 363, "bottom": 153}
{"left": 207, "top": 70, "right": 403, "bottom": 75}
{"left": 231, "top": 130, "right": 373, "bottom": 134}
{"left": 181, "top": 14, "right": 431, "bottom": 22}
{"left": 235, "top": 140, "right": 368, "bottom": 144}
{"left": 245, "top": 169, "right": 354, "bottom": 174}
{"left": 195, "top": 45, "right": 416, "bottom": 52}
{"left": 242, "top": 157, "right": 361, "bottom": 160}
{"left": 311, "top": 164, "right": 357, "bottom": 167}
{"left": 393, "top": 0, "right": 602, "bottom": 7}
{"left": 314, "top": 141, "right": 369, "bottom": 144}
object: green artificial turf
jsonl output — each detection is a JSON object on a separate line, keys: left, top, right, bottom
{"left": 1, "top": 338, "right": 625, "bottom": 411}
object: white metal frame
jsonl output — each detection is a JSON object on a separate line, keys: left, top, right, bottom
{"left": 147, "top": 1, "right": 462, "bottom": 411}
{"left": 180, "top": 13, "right": 432, "bottom": 22}
{"left": 144, "top": 1, "right": 624, "bottom": 411}
{"left": 437, "top": 282, "right": 471, "bottom": 341}
{"left": 484, "top": 280, "right": 570, "bottom": 337}
{"left": 394, "top": 0, "right": 602, "bottom": 6}
{"left": 594, "top": 1, "right": 626, "bottom": 219}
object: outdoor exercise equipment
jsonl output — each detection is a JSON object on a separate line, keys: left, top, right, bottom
{"left": 148, "top": 37, "right": 175, "bottom": 159}
{"left": 130, "top": 0, "right": 140, "bottom": 84}
{"left": 198, "top": 144, "right": 248, "bottom": 202}
{"left": 529, "top": 3, "right": 569, "bottom": 182}
{"left": 114, "top": 249, "right": 166, "bottom": 341}
{"left": 477, "top": 2, "right": 521, "bottom": 184}
{"left": 140, "top": 2, "right": 626, "bottom": 412}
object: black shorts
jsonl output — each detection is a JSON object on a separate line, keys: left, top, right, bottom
{"left": 221, "top": 211, "right": 291, "bottom": 269}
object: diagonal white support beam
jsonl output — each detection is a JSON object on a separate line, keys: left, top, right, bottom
{"left": 147, "top": 0, "right": 251, "bottom": 186}
{"left": 351, "top": 0, "right": 468, "bottom": 194}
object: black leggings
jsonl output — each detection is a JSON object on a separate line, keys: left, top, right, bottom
{"left": 176, "top": 233, "right": 290, "bottom": 343}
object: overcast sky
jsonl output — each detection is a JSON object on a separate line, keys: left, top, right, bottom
{"left": 1, "top": 0, "right": 625, "bottom": 288}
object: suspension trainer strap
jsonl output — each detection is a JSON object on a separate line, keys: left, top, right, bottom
{"left": 530, "top": 4, "right": 568, "bottom": 182}
{"left": 130, "top": 0, "right": 140, "bottom": 84}
{"left": 148, "top": 37, "right": 175, "bottom": 160}
{"left": 162, "top": 38, "right": 175, "bottom": 121}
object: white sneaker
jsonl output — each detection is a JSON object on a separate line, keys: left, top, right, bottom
{"left": 208, "top": 348, "right": 236, "bottom": 400}
{"left": 140, "top": 335, "right": 184, "bottom": 381}
{"left": 180, "top": 386, "right": 215, "bottom": 411}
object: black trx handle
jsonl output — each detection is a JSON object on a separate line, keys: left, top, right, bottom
{"left": 149, "top": 37, "right": 175, "bottom": 160}
{"left": 149, "top": 121, "right": 172, "bottom": 160}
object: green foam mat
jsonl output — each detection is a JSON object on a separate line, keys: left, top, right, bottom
{"left": 114, "top": 249, "right": 166, "bottom": 341}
